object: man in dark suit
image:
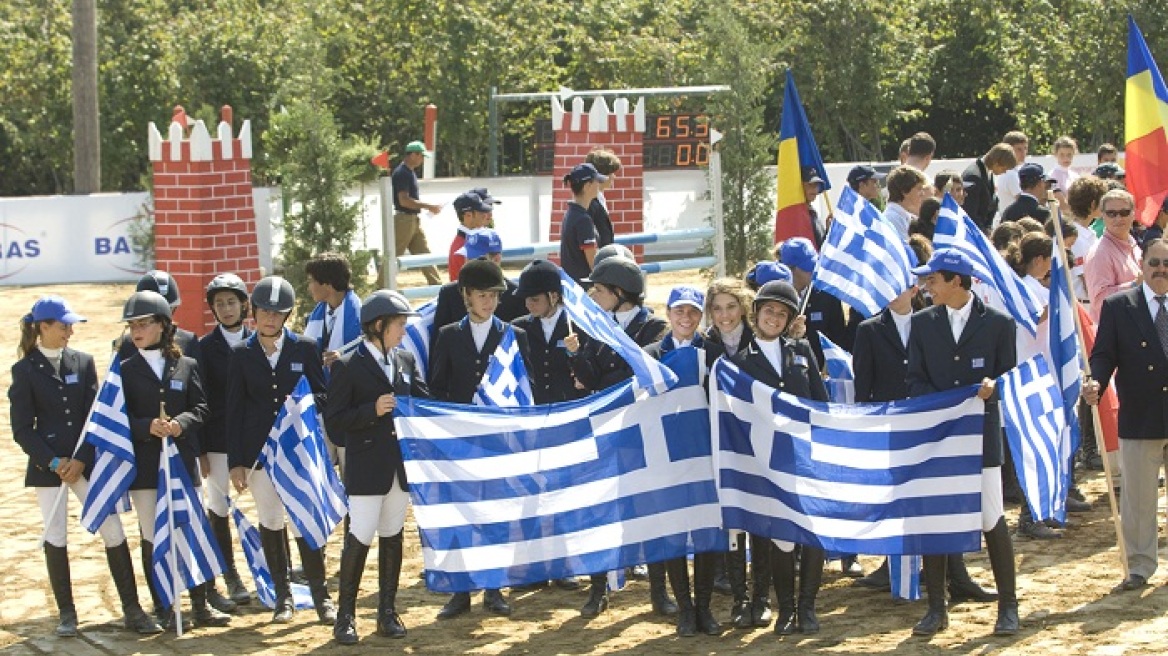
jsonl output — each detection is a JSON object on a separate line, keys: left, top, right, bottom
{"left": 1000, "top": 163, "right": 1055, "bottom": 223}
{"left": 428, "top": 258, "right": 531, "bottom": 619}
{"left": 906, "top": 248, "right": 1019, "bottom": 637}
{"left": 962, "top": 144, "right": 1018, "bottom": 234}
{"left": 732, "top": 280, "right": 828, "bottom": 636}
{"left": 1085, "top": 238, "right": 1168, "bottom": 591}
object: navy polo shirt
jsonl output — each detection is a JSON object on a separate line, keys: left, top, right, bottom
{"left": 391, "top": 162, "right": 420, "bottom": 214}
{"left": 559, "top": 202, "right": 598, "bottom": 282}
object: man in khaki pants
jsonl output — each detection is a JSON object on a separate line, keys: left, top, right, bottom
{"left": 392, "top": 141, "right": 442, "bottom": 285}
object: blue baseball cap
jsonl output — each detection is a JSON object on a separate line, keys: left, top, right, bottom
{"left": 453, "top": 192, "right": 492, "bottom": 214}
{"left": 464, "top": 229, "right": 503, "bottom": 259}
{"left": 667, "top": 285, "right": 705, "bottom": 310}
{"left": 778, "top": 237, "right": 819, "bottom": 273}
{"left": 564, "top": 163, "right": 608, "bottom": 185}
{"left": 911, "top": 248, "right": 974, "bottom": 277}
{"left": 470, "top": 187, "right": 501, "bottom": 206}
{"left": 747, "top": 261, "right": 793, "bottom": 286}
{"left": 25, "top": 296, "right": 86, "bottom": 324}
{"left": 1018, "top": 162, "right": 1056, "bottom": 187}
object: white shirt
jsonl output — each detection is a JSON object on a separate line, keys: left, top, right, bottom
{"left": 220, "top": 325, "right": 246, "bottom": 348}
{"left": 139, "top": 348, "right": 166, "bottom": 379}
{"left": 719, "top": 322, "right": 746, "bottom": 357}
{"left": 1071, "top": 222, "right": 1098, "bottom": 303}
{"left": 469, "top": 317, "right": 493, "bottom": 353}
{"left": 38, "top": 345, "right": 63, "bottom": 375}
{"left": 364, "top": 341, "right": 394, "bottom": 381}
{"left": 882, "top": 202, "right": 912, "bottom": 243}
{"left": 755, "top": 337, "right": 783, "bottom": 377}
{"left": 947, "top": 294, "right": 975, "bottom": 343}
{"left": 890, "top": 309, "right": 912, "bottom": 347}
{"left": 264, "top": 332, "right": 286, "bottom": 369}
{"left": 994, "top": 167, "right": 1022, "bottom": 222}
{"left": 1143, "top": 283, "right": 1168, "bottom": 324}
{"left": 1018, "top": 275, "right": 1051, "bottom": 363}
{"left": 614, "top": 308, "right": 639, "bottom": 330}
{"left": 541, "top": 307, "right": 564, "bottom": 343}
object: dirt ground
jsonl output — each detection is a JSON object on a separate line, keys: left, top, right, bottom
{"left": 2, "top": 272, "right": 1168, "bottom": 655}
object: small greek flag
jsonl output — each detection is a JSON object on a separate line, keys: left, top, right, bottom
{"left": 813, "top": 186, "right": 916, "bottom": 319}
{"left": 475, "top": 319, "right": 533, "bottom": 407}
{"left": 229, "top": 500, "right": 314, "bottom": 610}
{"left": 1048, "top": 244, "right": 1083, "bottom": 475}
{"left": 401, "top": 300, "right": 436, "bottom": 374}
{"left": 80, "top": 359, "right": 136, "bottom": 532}
{"left": 152, "top": 437, "right": 225, "bottom": 610}
{"left": 818, "top": 334, "right": 855, "bottom": 404}
{"left": 259, "top": 377, "right": 348, "bottom": 550}
{"left": 999, "top": 355, "right": 1072, "bottom": 523}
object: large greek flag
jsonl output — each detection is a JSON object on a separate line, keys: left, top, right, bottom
{"left": 711, "top": 359, "right": 985, "bottom": 555}
{"left": 813, "top": 185, "right": 916, "bottom": 318}
{"left": 818, "top": 334, "right": 855, "bottom": 404}
{"left": 229, "top": 500, "right": 314, "bottom": 610}
{"left": 152, "top": 437, "right": 224, "bottom": 610}
{"left": 474, "top": 319, "right": 533, "bottom": 407}
{"left": 259, "top": 376, "right": 348, "bottom": 550}
{"left": 558, "top": 269, "right": 678, "bottom": 395}
{"left": 80, "top": 359, "right": 136, "bottom": 532}
{"left": 401, "top": 300, "right": 436, "bottom": 374}
{"left": 934, "top": 194, "right": 1043, "bottom": 336}
{"left": 999, "top": 355, "right": 1072, "bottom": 523}
{"left": 395, "top": 349, "right": 722, "bottom": 592}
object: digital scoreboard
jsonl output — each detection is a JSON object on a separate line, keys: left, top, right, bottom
{"left": 532, "top": 114, "right": 711, "bottom": 173}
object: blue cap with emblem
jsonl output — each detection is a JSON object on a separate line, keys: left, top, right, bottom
{"left": 25, "top": 296, "right": 86, "bottom": 325}
{"left": 911, "top": 247, "right": 974, "bottom": 277}
{"left": 667, "top": 285, "right": 705, "bottom": 310}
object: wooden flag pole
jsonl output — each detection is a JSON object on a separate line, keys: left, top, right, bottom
{"left": 1048, "top": 195, "right": 1128, "bottom": 578}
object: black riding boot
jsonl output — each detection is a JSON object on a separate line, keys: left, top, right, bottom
{"left": 693, "top": 552, "right": 722, "bottom": 635}
{"left": 209, "top": 511, "right": 249, "bottom": 606}
{"left": 141, "top": 539, "right": 191, "bottom": 632}
{"left": 796, "top": 546, "right": 824, "bottom": 634}
{"left": 912, "top": 555, "right": 949, "bottom": 636}
{"left": 985, "top": 517, "right": 1019, "bottom": 635}
{"left": 260, "top": 528, "right": 294, "bottom": 623}
{"left": 44, "top": 543, "right": 77, "bottom": 637}
{"left": 771, "top": 547, "right": 797, "bottom": 635}
{"left": 665, "top": 558, "right": 695, "bottom": 636}
{"left": 749, "top": 534, "right": 773, "bottom": 627}
{"left": 648, "top": 562, "right": 678, "bottom": 616}
{"left": 295, "top": 537, "right": 336, "bottom": 624}
{"left": 377, "top": 532, "right": 407, "bottom": 638}
{"left": 947, "top": 553, "right": 998, "bottom": 602}
{"left": 580, "top": 574, "right": 609, "bottom": 618}
{"left": 105, "top": 542, "right": 162, "bottom": 634}
{"left": 726, "top": 535, "right": 751, "bottom": 628}
{"left": 334, "top": 533, "right": 368, "bottom": 645}
{"left": 191, "top": 583, "right": 231, "bottom": 627}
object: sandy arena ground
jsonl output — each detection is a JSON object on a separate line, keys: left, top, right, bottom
{"left": 2, "top": 271, "right": 1167, "bottom": 655}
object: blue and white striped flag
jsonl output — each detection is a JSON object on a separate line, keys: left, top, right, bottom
{"left": 813, "top": 185, "right": 916, "bottom": 319}
{"left": 401, "top": 300, "right": 436, "bottom": 375}
{"left": 818, "top": 334, "right": 855, "bottom": 404}
{"left": 890, "top": 555, "right": 921, "bottom": 601}
{"left": 152, "top": 437, "right": 224, "bottom": 609}
{"left": 229, "top": 500, "right": 314, "bottom": 610}
{"left": 474, "top": 319, "right": 534, "bottom": 407}
{"left": 259, "top": 376, "right": 348, "bottom": 550}
{"left": 80, "top": 359, "right": 136, "bottom": 532}
{"left": 934, "top": 193, "right": 1043, "bottom": 337}
{"left": 558, "top": 269, "right": 678, "bottom": 395}
{"left": 1048, "top": 243, "right": 1083, "bottom": 469}
{"left": 999, "top": 355, "right": 1072, "bottom": 523}
{"left": 712, "top": 359, "right": 985, "bottom": 555}
{"left": 394, "top": 350, "right": 722, "bottom": 592}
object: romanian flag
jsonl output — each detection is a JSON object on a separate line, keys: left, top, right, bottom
{"left": 775, "top": 70, "right": 829, "bottom": 245}
{"left": 1125, "top": 16, "right": 1168, "bottom": 227}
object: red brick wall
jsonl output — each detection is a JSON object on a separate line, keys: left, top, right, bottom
{"left": 549, "top": 100, "right": 645, "bottom": 262}
{"left": 149, "top": 106, "right": 261, "bottom": 332}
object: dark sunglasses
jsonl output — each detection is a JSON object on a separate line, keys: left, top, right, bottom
{"left": 1147, "top": 258, "right": 1168, "bottom": 268}
{"left": 1104, "top": 208, "right": 1133, "bottom": 218}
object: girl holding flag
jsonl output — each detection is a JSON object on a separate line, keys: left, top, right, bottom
{"left": 118, "top": 290, "right": 228, "bottom": 630}
{"left": 326, "top": 290, "right": 428, "bottom": 645}
{"left": 10, "top": 297, "right": 162, "bottom": 636}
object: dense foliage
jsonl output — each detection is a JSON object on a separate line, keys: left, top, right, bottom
{"left": 1, "top": 1, "right": 1166, "bottom": 196}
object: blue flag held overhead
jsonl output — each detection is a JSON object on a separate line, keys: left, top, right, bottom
{"left": 80, "top": 358, "right": 136, "bottom": 532}
{"left": 260, "top": 376, "right": 348, "bottom": 550}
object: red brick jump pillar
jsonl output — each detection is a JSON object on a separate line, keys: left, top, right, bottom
{"left": 548, "top": 96, "right": 646, "bottom": 261}
{"left": 147, "top": 105, "right": 262, "bottom": 332}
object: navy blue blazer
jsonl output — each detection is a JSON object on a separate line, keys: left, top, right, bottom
{"left": 431, "top": 279, "right": 528, "bottom": 338}
{"left": 225, "top": 330, "right": 327, "bottom": 470}
{"left": 906, "top": 296, "right": 1016, "bottom": 467}
{"left": 117, "top": 326, "right": 201, "bottom": 362}
{"left": 511, "top": 311, "right": 586, "bottom": 404}
{"left": 1090, "top": 287, "right": 1168, "bottom": 439}
{"left": 197, "top": 326, "right": 252, "bottom": 455}
{"left": 803, "top": 288, "right": 850, "bottom": 368}
{"left": 120, "top": 351, "right": 208, "bottom": 489}
{"left": 326, "top": 345, "right": 429, "bottom": 496}
{"left": 9, "top": 348, "right": 99, "bottom": 487}
{"left": 852, "top": 308, "right": 911, "bottom": 403}
{"left": 730, "top": 337, "right": 828, "bottom": 402}
{"left": 429, "top": 317, "right": 532, "bottom": 404}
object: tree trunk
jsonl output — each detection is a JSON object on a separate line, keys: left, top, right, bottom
{"left": 71, "top": 0, "right": 100, "bottom": 193}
